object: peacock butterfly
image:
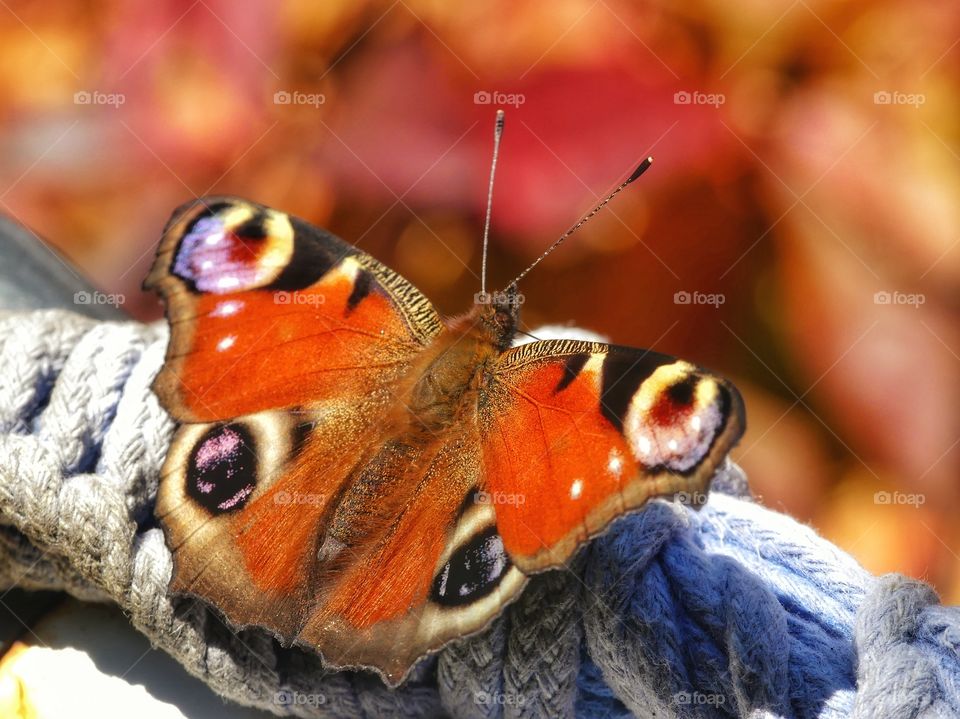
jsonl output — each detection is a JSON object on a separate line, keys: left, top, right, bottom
{"left": 145, "top": 112, "right": 745, "bottom": 685}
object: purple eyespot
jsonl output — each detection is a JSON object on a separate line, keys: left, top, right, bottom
{"left": 173, "top": 214, "right": 271, "bottom": 293}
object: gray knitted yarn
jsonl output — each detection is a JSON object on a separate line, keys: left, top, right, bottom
{"left": 0, "top": 310, "right": 584, "bottom": 718}
{"left": 2, "top": 310, "right": 957, "bottom": 719}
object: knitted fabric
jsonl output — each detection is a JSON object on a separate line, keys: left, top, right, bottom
{"left": 0, "top": 309, "right": 956, "bottom": 719}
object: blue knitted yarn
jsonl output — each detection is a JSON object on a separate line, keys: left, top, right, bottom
{"left": 574, "top": 491, "right": 960, "bottom": 719}
{"left": 2, "top": 311, "right": 958, "bottom": 718}
{"left": 853, "top": 575, "right": 960, "bottom": 718}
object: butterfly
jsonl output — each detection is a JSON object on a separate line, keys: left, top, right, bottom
{"left": 144, "top": 118, "right": 745, "bottom": 686}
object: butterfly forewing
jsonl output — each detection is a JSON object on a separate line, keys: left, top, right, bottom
{"left": 481, "top": 340, "right": 744, "bottom": 572}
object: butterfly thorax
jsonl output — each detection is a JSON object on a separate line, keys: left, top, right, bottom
{"left": 402, "top": 300, "right": 518, "bottom": 432}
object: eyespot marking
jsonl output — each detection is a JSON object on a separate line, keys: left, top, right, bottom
{"left": 172, "top": 205, "right": 293, "bottom": 293}
{"left": 187, "top": 423, "right": 257, "bottom": 513}
{"left": 622, "top": 365, "right": 731, "bottom": 473}
{"left": 600, "top": 349, "right": 675, "bottom": 432}
{"left": 430, "top": 527, "right": 511, "bottom": 607}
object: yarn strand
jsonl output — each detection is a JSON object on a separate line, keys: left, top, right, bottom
{"left": 0, "top": 310, "right": 956, "bottom": 718}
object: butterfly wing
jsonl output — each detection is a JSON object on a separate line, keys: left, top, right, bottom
{"left": 145, "top": 196, "right": 442, "bottom": 422}
{"left": 479, "top": 339, "right": 745, "bottom": 572}
{"left": 147, "top": 197, "right": 746, "bottom": 686}
{"left": 146, "top": 197, "right": 448, "bottom": 668}
{"left": 293, "top": 429, "right": 529, "bottom": 683}
{"left": 295, "top": 336, "right": 745, "bottom": 683}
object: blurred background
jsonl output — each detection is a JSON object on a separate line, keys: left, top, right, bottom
{"left": 0, "top": 0, "right": 957, "bottom": 600}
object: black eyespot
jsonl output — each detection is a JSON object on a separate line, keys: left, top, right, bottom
{"left": 186, "top": 424, "right": 257, "bottom": 514}
{"left": 600, "top": 348, "right": 675, "bottom": 432}
{"left": 667, "top": 377, "right": 696, "bottom": 406}
{"left": 430, "top": 527, "right": 511, "bottom": 607}
{"left": 232, "top": 214, "right": 268, "bottom": 240}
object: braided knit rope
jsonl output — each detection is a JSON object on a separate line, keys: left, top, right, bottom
{"left": 0, "top": 309, "right": 956, "bottom": 719}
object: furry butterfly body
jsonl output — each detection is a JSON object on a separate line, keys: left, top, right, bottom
{"left": 146, "top": 196, "right": 745, "bottom": 685}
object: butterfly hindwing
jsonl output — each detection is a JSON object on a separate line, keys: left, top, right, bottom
{"left": 294, "top": 431, "right": 528, "bottom": 681}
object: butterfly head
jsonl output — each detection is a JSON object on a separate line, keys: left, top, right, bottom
{"left": 471, "top": 282, "right": 521, "bottom": 351}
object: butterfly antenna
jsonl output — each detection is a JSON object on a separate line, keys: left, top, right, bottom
{"left": 480, "top": 109, "right": 505, "bottom": 295}
{"left": 514, "top": 327, "right": 543, "bottom": 342}
{"left": 505, "top": 156, "right": 653, "bottom": 289}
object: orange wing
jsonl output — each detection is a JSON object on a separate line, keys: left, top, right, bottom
{"left": 147, "top": 198, "right": 746, "bottom": 686}
{"left": 145, "top": 196, "right": 441, "bottom": 422}
{"left": 480, "top": 339, "right": 745, "bottom": 572}
{"left": 146, "top": 197, "right": 452, "bottom": 682}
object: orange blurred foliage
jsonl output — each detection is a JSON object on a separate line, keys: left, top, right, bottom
{"left": 0, "top": 0, "right": 957, "bottom": 598}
